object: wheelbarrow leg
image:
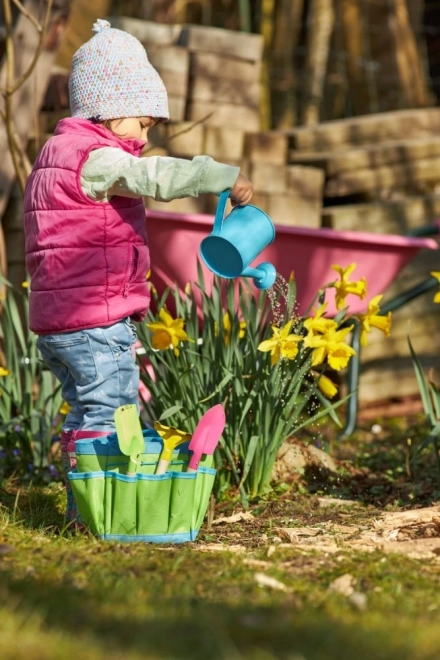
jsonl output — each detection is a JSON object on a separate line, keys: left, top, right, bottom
{"left": 338, "top": 319, "right": 361, "bottom": 439}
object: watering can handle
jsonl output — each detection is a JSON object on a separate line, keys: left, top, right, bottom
{"left": 212, "top": 190, "right": 231, "bottom": 236}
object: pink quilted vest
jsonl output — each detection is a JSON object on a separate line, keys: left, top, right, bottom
{"left": 24, "top": 118, "right": 151, "bottom": 334}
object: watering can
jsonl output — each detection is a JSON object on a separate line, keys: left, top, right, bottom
{"left": 199, "top": 191, "right": 277, "bottom": 290}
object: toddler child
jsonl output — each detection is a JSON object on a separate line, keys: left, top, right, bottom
{"left": 23, "top": 19, "right": 253, "bottom": 523}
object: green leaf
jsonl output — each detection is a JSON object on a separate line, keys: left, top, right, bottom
{"left": 238, "top": 434, "right": 259, "bottom": 487}
{"left": 408, "top": 335, "right": 436, "bottom": 426}
{"left": 158, "top": 405, "right": 185, "bottom": 421}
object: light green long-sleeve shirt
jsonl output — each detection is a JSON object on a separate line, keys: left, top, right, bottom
{"left": 80, "top": 147, "right": 240, "bottom": 202}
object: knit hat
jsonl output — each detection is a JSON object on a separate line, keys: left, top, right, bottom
{"left": 68, "top": 19, "right": 169, "bottom": 121}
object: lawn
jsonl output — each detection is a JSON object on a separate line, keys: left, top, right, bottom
{"left": 1, "top": 413, "right": 440, "bottom": 660}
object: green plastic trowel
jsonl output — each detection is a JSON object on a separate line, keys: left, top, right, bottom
{"left": 114, "top": 404, "right": 145, "bottom": 475}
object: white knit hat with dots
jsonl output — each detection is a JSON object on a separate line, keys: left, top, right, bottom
{"left": 68, "top": 19, "right": 169, "bottom": 121}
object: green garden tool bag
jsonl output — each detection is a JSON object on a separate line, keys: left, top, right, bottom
{"left": 68, "top": 430, "right": 216, "bottom": 543}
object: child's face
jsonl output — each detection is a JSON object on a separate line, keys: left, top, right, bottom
{"left": 106, "top": 116, "right": 158, "bottom": 140}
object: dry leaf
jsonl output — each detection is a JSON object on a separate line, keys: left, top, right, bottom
{"left": 317, "top": 497, "right": 357, "bottom": 507}
{"left": 212, "top": 512, "right": 254, "bottom": 525}
{"left": 195, "top": 543, "right": 247, "bottom": 553}
{"left": 254, "top": 572, "right": 290, "bottom": 592}
{"left": 328, "top": 573, "right": 356, "bottom": 596}
{"left": 277, "top": 527, "right": 321, "bottom": 542}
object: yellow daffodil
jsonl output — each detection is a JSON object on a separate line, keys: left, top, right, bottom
{"left": 145, "top": 269, "right": 157, "bottom": 294}
{"left": 359, "top": 295, "right": 392, "bottom": 346}
{"left": 21, "top": 281, "right": 29, "bottom": 289}
{"left": 431, "top": 272, "right": 440, "bottom": 303}
{"left": 317, "top": 374, "right": 339, "bottom": 399}
{"left": 0, "top": 367, "right": 11, "bottom": 377}
{"left": 59, "top": 401, "right": 71, "bottom": 416}
{"left": 223, "top": 312, "right": 246, "bottom": 346}
{"left": 331, "top": 263, "right": 367, "bottom": 310}
{"left": 214, "top": 312, "right": 246, "bottom": 346}
{"left": 147, "top": 308, "right": 193, "bottom": 356}
{"left": 258, "top": 321, "right": 303, "bottom": 366}
{"left": 303, "top": 325, "right": 356, "bottom": 371}
{"left": 304, "top": 303, "right": 338, "bottom": 336}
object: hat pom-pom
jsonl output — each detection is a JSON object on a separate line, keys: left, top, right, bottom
{"left": 92, "top": 19, "right": 111, "bottom": 34}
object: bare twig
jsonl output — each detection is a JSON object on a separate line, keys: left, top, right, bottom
{"left": 8, "top": 0, "right": 54, "bottom": 96}
{"left": 11, "top": 0, "right": 42, "bottom": 32}
{"left": 143, "top": 113, "right": 214, "bottom": 154}
{"left": 1, "top": 0, "right": 55, "bottom": 193}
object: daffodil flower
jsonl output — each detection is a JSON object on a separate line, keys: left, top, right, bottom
{"left": 258, "top": 321, "right": 303, "bottom": 366}
{"left": 223, "top": 312, "right": 246, "bottom": 346}
{"left": 304, "top": 303, "right": 338, "bottom": 335}
{"left": 331, "top": 263, "right": 367, "bottom": 311}
{"left": 0, "top": 367, "right": 11, "bottom": 377}
{"left": 59, "top": 401, "right": 71, "bottom": 416}
{"left": 303, "top": 325, "right": 356, "bottom": 371}
{"left": 358, "top": 295, "right": 392, "bottom": 346}
{"left": 317, "top": 374, "right": 339, "bottom": 398}
{"left": 431, "top": 272, "right": 440, "bottom": 303}
{"left": 214, "top": 312, "right": 246, "bottom": 346}
{"left": 147, "top": 308, "right": 193, "bottom": 356}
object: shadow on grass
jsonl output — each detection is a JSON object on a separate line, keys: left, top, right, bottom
{"left": 0, "top": 482, "right": 65, "bottom": 532}
{"left": 300, "top": 422, "right": 440, "bottom": 508}
{"left": 3, "top": 572, "right": 427, "bottom": 660}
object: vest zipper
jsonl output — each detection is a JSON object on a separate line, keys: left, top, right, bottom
{"left": 123, "top": 246, "right": 139, "bottom": 297}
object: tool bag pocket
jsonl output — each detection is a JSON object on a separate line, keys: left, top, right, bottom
{"left": 68, "top": 466, "right": 216, "bottom": 543}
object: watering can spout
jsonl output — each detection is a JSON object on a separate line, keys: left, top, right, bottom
{"left": 242, "top": 263, "right": 277, "bottom": 290}
{"left": 200, "top": 191, "right": 277, "bottom": 290}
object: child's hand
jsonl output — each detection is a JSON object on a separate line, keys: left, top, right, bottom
{"left": 230, "top": 173, "right": 253, "bottom": 206}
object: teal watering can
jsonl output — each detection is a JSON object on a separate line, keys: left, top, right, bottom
{"left": 200, "top": 191, "right": 277, "bottom": 290}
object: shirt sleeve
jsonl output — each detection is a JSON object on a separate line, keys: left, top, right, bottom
{"left": 80, "top": 146, "right": 240, "bottom": 202}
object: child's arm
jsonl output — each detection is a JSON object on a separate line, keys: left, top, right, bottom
{"left": 81, "top": 147, "right": 252, "bottom": 204}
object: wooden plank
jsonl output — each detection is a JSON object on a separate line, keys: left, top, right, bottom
{"left": 204, "top": 127, "right": 244, "bottom": 162}
{"left": 106, "top": 16, "right": 182, "bottom": 47}
{"left": 147, "top": 45, "right": 189, "bottom": 74}
{"left": 164, "top": 121, "right": 205, "bottom": 157}
{"left": 249, "top": 163, "right": 286, "bottom": 194}
{"left": 321, "top": 194, "right": 440, "bottom": 234}
{"left": 244, "top": 131, "right": 288, "bottom": 165}
{"left": 249, "top": 163, "right": 324, "bottom": 197}
{"left": 290, "top": 137, "right": 440, "bottom": 177}
{"left": 0, "top": 1, "right": 64, "bottom": 219}
{"left": 56, "top": 0, "right": 113, "bottom": 69}
{"left": 168, "top": 96, "right": 187, "bottom": 122}
{"left": 268, "top": 195, "right": 322, "bottom": 228}
{"left": 287, "top": 108, "right": 440, "bottom": 152}
{"left": 286, "top": 165, "right": 325, "bottom": 198}
{"left": 358, "top": 358, "right": 440, "bottom": 404}
{"left": 361, "top": 313, "right": 440, "bottom": 363}
{"left": 158, "top": 71, "right": 188, "bottom": 99}
{"left": 179, "top": 24, "right": 263, "bottom": 62}
{"left": 144, "top": 195, "right": 208, "bottom": 215}
{"left": 190, "top": 52, "right": 261, "bottom": 83}
{"left": 189, "top": 76, "right": 260, "bottom": 106}
{"left": 239, "top": 191, "right": 322, "bottom": 229}
{"left": 186, "top": 100, "right": 260, "bottom": 132}
{"left": 325, "top": 156, "right": 440, "bottom": 197}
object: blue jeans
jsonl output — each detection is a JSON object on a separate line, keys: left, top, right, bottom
{"left": 37, "top": 318, "right": 139, "bottom": 432}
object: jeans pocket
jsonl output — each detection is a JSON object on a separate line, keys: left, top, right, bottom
{"left": 106, "top": 319, "right": 138, "bottom": 359}
{"left": 38, "top": 334, "right": 98, "bottom": 386}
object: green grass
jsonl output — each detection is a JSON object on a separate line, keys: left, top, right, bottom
{"left": 1, "top": 415, "right": 440, "bottom": 659}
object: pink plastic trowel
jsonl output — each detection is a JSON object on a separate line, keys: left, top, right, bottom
{"left": 187, "top": 404, "right": 226, "bottom": 472}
